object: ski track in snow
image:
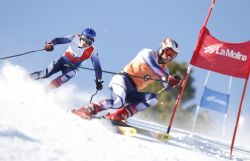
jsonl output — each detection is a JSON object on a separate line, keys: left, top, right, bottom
{"left": 0, "top": 63, "right": 249, "bottom": 161}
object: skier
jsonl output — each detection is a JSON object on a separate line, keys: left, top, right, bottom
{"left": 72, "top": 38, "right": 181, "bottom": 122}
{"left": 30, "top": 28, "right": 103, "bottom": 90}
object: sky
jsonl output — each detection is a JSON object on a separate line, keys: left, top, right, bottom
{"left": 0, "top": 0, "right": 250, "bottom": 148}
{"left": 0, "top": 66, "right": 249, "bottom": 161}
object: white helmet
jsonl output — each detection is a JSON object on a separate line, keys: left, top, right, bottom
{"left": 159, "top": 38, "right": 179, "bottom": 55}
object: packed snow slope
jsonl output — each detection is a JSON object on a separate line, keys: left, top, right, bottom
{"left": 0, "top": 63, "right": 249, "bottom": 161}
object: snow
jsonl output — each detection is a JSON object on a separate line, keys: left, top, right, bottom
{"left": 0, "top": 63, "right": 249, "bottom": 161}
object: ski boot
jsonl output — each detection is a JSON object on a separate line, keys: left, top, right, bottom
{"left": 105, "top": 106, "right": 136, "bottom": 123}
{"left": 72, "top": 103, "right": 102, "bottom": 119}
{"left": 45, "top": 77, "right": 63, "bottom": 91}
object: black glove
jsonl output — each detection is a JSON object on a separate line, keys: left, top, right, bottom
{"left": 95, "top": 79, "right": 103, "bottom": 90}
{"left": 44, "top": 43, "right": 54, "bottom": 52}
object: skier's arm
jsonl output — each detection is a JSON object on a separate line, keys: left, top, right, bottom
{"left": 44, "top": 35, "right": 76, "bottom": 52}
{"left": 162, "top": 74, "right": 181, "bottom": 91}
{"left": 91, "top": 51, "right": 103, "bottom": 90}
{"left": 49, "top": 35, "right": 76, "bottom": 46}
{"left": 90, "top": 51, "right": 102, "bottom": 81}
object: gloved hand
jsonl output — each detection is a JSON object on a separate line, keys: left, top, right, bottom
{"left": 168, "top": 75, "right": 181, "bottom": 87}
{"left": 95, "top": 79, "right": 104, "bottom": 90}
{"left": 44, "top": 43, "right": 54, "bottom": 52}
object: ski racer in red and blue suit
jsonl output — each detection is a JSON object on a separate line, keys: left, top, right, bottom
{"left": 30, "top": 28, "right": 103, "bottom": 90}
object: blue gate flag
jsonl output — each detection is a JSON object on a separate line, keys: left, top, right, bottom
{"left": 200, "top": 87, "right": 229, "bottom": 113}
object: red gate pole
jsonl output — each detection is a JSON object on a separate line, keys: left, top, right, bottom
{"left": 166, "top": 65, "right": 192, "bottom": 133}
{"left": 203, "top": 0, "right": 216, "bottom": 27}
{"left": 166, "top": 0, "right": 216, "bottom": 134}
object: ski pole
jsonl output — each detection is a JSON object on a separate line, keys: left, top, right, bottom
{"left": 0, "top": 48, "right": 45, "bottom": 60}
{"left": 89, "top": 90, "right": 98, "bottom": 103}
{"left": 157, "top": 87, "right": 165, "bottom": 95}
{"left": 79, "top": 66, "right": 167, "bottom": 83}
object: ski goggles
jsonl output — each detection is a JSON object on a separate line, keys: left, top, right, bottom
{"left": 80, "top": 35, "right": 94, "bottom": 45}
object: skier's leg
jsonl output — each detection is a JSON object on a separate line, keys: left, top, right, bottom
{"left": 48, "top": 70, "right": 76, "bottom": 88}
{"left": 126, "top": 92, "right": 158, "bottom": 112}
{"left": 73, "top": 74, "right": 132, "bottom": 119}
{"left": 99, "top": 84, "right": 126, "bottom": 109}
{"left": 30, "top": 57, "right": 63, "bottom": 80}
{"left": 105, "top": 92, "right": 158, "bottom": 121}
{"left": 99, "top": 73, "right": 138, "bottom": 109}
{"left": 101, "top": 75, "right": 152, "bottom": 121}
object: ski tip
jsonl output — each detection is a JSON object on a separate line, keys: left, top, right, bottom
{"left": 151, "top": 132, "right": 171, "bottom": 141}
{"left": 116, "top": 126, "right": 137, "bottom": 136}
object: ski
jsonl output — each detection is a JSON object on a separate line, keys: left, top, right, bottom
{"left": 71, "top": 109, "right": 137, "bottom": 136}
{"left": 115, "top": 126, "right": 137, "bottom": 136}
{"left": 71, "top": 110, "right": 170, "bottom": 140}
{"left": 110, "top": 119, "right": 171, "bottom": 141}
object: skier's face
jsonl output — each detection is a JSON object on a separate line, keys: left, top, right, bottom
{"left": 79, "top": 35, "right": 94, "bottom": 48}
{"left": 160, "top": 48, "right": 177, "bottom": 63}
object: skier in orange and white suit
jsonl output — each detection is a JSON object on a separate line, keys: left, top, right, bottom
{"left": 72, "top": 38, "right": 181, "bottom": 121}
